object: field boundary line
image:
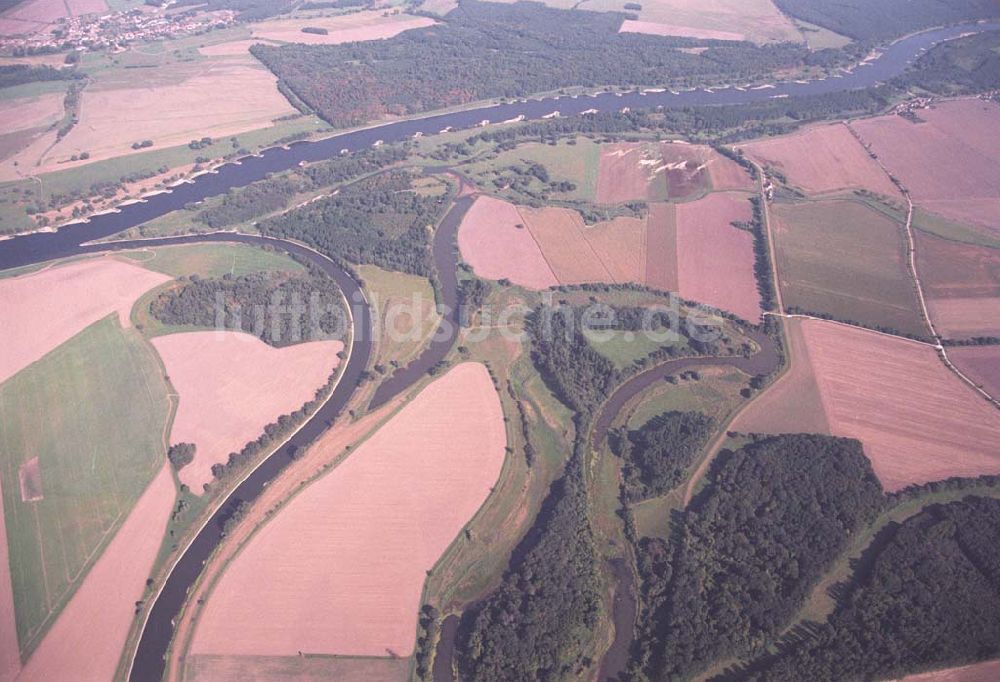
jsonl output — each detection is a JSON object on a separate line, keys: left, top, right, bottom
{"left": 845, "top": 122, "right": 999, "bottom": 408}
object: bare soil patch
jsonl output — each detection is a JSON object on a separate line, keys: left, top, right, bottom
{"left": 800, "top": 319, "right": 1000, "bottom": 491}
{"left": 675, "top": 192, "right": 761, "bottom": 321}
{"left": 732, "top": 317, "right": 830, "bottom": 435}
{"left": 644, "top": 202, "right": 678, "bottom": 292}
{"left": 915, "top": 230, "right": 1000, "bottom": 299}
{"left": 898, "top": 659, "right": 1000, "bottom": 682}
{"left": 17, "top": 463, "right": 174, "bottom": 682}
{"left": 740, "top": 123, "right": 900, "bottom": 197}
{"left": 852, "top": 100, "right": 1000, "bottom": 233}
{"left": 949, "top": 346, "right": 1000, "bottom": 400}
{"left": 926, "top": 297, "right": 1000, "bottom": 339}
{"left": 519, "top": 205, "right": 616, "bottom": 284}
{"left": 595, "top": 142, "right": 665, "bottom": 204}
{"left": 152, "top": 331, "right": 342, "bottom": 493}
{"left": 457, "top": 195, "right": 557, "bottom": 289}
{"left": 580, "top": 215, "right": 646, "bottom": 284}
{"left": 0, "top": 92, "right": 64, "bottom": 137}
{"left": 249, "top": 12, "right": 435, "bottom": 45}
{"left": 189, "top": 362, "right": 506, "bottom": 658}
{"left": 0, "top": 257, "right": 169, "bottom": 385}
{"left": 17, "top": 457, "right": 42, "bottom": 503}
{"left": 612, "top": 0, "right": 801, "bottom": 43}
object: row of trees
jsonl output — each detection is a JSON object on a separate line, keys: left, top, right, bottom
{"left": 630, "top": 434, "right": 885, "bottom": 680}
{"left": 0, "top": 64, "right": 79, "bottom": 89}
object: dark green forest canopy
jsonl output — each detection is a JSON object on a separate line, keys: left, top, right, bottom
{"left": 750, "top": 496, "right": 1000, "bottom": 681}
{"left": 256, "top": 170, "right": 445, "bottom": 276}
{"left": 149, "top": 271, "right": 348, "bottom": 347}
{"left": 632, "top": 434, "right": 884, "bottom": 680}
{"left": 773, "top": 0, "right": 1000, "bottom": 41}
{"left": 616, "top": 410, "right": 715, "bottom": 502}
{"left": 0, "top": 64, "right": 78, "bottom": 89}
{"left": 252, "top": 0, "right": 811, "bottom": 127}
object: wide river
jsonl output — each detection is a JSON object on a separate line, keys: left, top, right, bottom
{"left": 0, "top": 20, "right": 994, "bottom": 681}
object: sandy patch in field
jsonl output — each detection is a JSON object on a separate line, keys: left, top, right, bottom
{"left": 613, "top": 0, "right": 800, "bottom": 43}
{"left": 800, "top": 319, "right": 1000, "bottom": 491}
{"left": 949, "top": 346, "right": 1000, "bottom": 401}
{"left": 0, "top": 92, "right": 64, "bottom": 136}
{"left": 0, "top": 478, "right": 19, "bottom": 682}
{"left": 0, "top": 62, "right": 295, "bottom": 178}
{"left": 645, "top": 202, "right": 678, "bottom": 291}
{"left": 898, "top": 660, "right": 1000, "bottom": 682}
{"left": 851, "top": 100, "right": 1000, "bottom": 232}
{"left": 152, "top": 331, "right": 342, "bottom": 493}
{"left": 519, "top": 206, "right": 616, "bottom": 284}
{"left": 926, "top": 297, "right": 1000, "bottom": 339}
{"left": 17, "top": 463, "right": 173, "bottom": 682}
{"left": 596, "top": 142, "right": 664, "bottom": 204}
{"left": 675, "top": 192, "right": 761, "bottom": 321}
{"left": 733, "top": 317, "right": 830, "bottom": 435}
{"left": 595, "top": 142, "right": 750, "bottom": 204}
{"left": 0, "top": 257, "right": 169, "bottom": 385}
{"left": 457, "top": 195, "right": 557, "bottom": 289}
{"left": 249, "top": 12, "right": 435, "bottom": 45}
{"left": 740, "top": 123, "right": 900, "bottom": 197}
{"left": 189, "top": 362, "right": 506, "bottom": 658}
{"left": 17, "top": 456, "right": 42, "bottom": 503}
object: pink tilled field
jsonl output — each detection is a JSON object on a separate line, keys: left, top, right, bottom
{"left": 0, "top": 257, "right": 169, "bottom": 384}
{"left": 851, "top": 99, "right": 1000, "bottom": 232}
{"left": 949, "top": 346, "right": 1000, "bottom": 400}
{"left": 152, "top": 331, "right": 342, "bottom": 493}
{"left": 799, "top": 319, "right": 1000, "bottom": 491}
{"left": 458, "top": 194, "right": 761, "bottom": 320}
{"left": 739, "top": 123, "right": 900, "bottom": 197}
{"left": 189, "top": 362, "right": 506, "bottom": 659}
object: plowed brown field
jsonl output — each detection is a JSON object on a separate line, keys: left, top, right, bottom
{"left": 949, "top": 346, "right": 1000, "bottom": 400}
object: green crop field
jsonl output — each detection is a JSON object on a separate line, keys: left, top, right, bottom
{"left": 120, "top": 243, "right": 304, "bottom": 279}
{"left": 0, "top": 316, "right": 172, "bottom": 653}
{"left": 773, "top": 199, "right": 931, "bottom": 338}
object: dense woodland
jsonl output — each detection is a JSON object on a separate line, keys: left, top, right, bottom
{"left": 773, "top": 0, "right": 999, "bottom": 41}
{"left": 630, "top": 434, "right": 884, "bottom": 680}
{"left": 149, "top": 270, "right": 347, "bottom": 347}
{"left": 257, "top": 171, "right": 445, "bottom": 276}
{"left": 252, "top": 1, "right": 811, "bottom": 127}
{"left": 615, "top": 410, "right": 714, "bottom": 502}
{"left": 747, "top": 496, "right": 1000, "bottom": 680}
{"left": 459, "top": 449, "right": 602, "bottom": 680}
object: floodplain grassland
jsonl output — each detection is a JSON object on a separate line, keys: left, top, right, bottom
{"left": 0, "top": 315, "right": 171, "bottom": 654}
{"left": 119, "top": 243, "right": 304, "bottom": 280}
{"left": 357, "top": 264, "right": 442, "bottom": 372}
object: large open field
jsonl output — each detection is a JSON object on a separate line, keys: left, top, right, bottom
{"left": 0, "top": 0, "right": 106, "bottom": 36}
{"left": 152, "top": 331, "right": 342, "bottom": 493}
{"left": 851, "top": 99, "right": 1000, "bottom": 233}
{"left": 0, "top": 315, "right": 171, "bottom": 652}
{"left": 458, "top": 194, "right": 761, "bottom": 320}
{"left": 949, "top": 346, "right": 1000, "bottom": 400}
{"left": 248, "top": 11, "right": 436, "bottom": 46}
{"left": 0, "top": 91, "right": 65, "bottom": 164}
{"left": 189, "top": 362, "right": 506, "bottom": 659}
{"left": 358, "top": 264, "right": 444, "bottom": 371}
{"left": 119, "top": 243, "right": 303, "bottom": 280}
{"left": 595, "top": 142, "right": 751, "bottom": 204}
{"left": 0, "top": 256, "right": 168, "bottom": 385}
{"left": 772, "top": 199, "right": 930, "bottom": 337}
{"left": 456, "top": 195, "right": 558, "bottom": 289}
{"left": 915, "top": 230, "right": 1000, "bottom": 339}
{"left": 900, "top": 660, "right": 1000, "bottom": 682}
{"left": 739, "top": 123, "right": 900, "bottom": 197}
{"left": 799, "top": 319, "right": 1000, "bottom": 491}
{"left": 16, "top": 463, "right": 174, "bottom": 682}
{"left": 606, "top": 0, "right": 802, "bottom": 43}
{"left": 674, "top": 192, "right": 760, "bottom": 321}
